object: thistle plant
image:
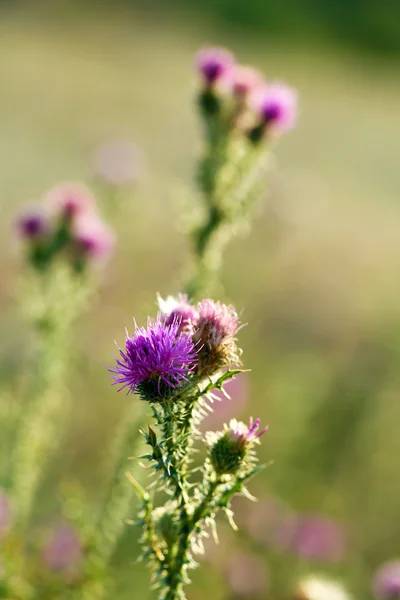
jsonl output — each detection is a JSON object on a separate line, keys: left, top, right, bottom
{"left": 107, "top": 295, "right": 268, "bottom": 600}
{"left": 186, "top": 47, "right": 297, "bottom": 298}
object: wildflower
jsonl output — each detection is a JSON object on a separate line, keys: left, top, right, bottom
{"left": 294, "top": 576, "right": 351, "bottom": 600}
{"left": 193, "top": 299, "right": 241, "bottom": 377}
{"left": 278, "top": 513, "right": 346, "bottom": 562}
{"left": 16, "top": 209, "right": 48, "bottom": 239}
{"left": 195, "top": 47, "right": 235, "bottom": 86}
{"left": 93, "top": 139, "right": 144, "bottom": 188}
{"left": 109, "top": 316, "right": 198, "bottom": 402}
{"left": 42, "top": 524, "right": 83, "bottom": 575}
{"left": 0, "top": 491, "right": 12, "bottom": 538}
{"left": 72, "top": 213, "right": 115, "bottom": 262}
{"left": 231, "top": 65, "right": 263, "bottom": 97}
{"left": 207, "top": 417, "right": 267, "bottom": 475}
{"left": 45, "top": 182, "right": 96, "bottom": 220}
{"left": 158, "top": 293, "right": 199, "bottom": 335}
{"left": 225, "top": 552, "right": 268, "bottom": 598}
{"left": 249, "top": 82, "right": 297, "bottom": 142}
{"left": 373, "top": 561, "right": 400, "bottom": 599}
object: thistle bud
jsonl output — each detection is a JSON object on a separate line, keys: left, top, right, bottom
{"left": 153, "top": 507, "right": 179, "bottom": 547}
{"left": 207, "top": 417, "right": 267, "bottom": 475}
{"left": 193, "top": 299, "right": 241, "bottom": 378}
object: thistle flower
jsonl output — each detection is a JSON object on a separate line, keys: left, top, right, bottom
{"left": 231, "top": 65, "right": 263, "bottom": 97}
{"left": 249, "top": 82, "right": 297, "bottom": 141}
{"left": 195, "top": 47, "right": 235, "bottom": 86}
{"left": 45, "top": 182, "right": 96, "bottom": 219}
{"left": 0, "top": 491, "right": 12, "bottom": 538}
{"left": 193, "top": 299, "right": 241, "bottom": 377}
{"left": 158, "top": 293, "right": 199, "bottom": 335}
{"left": 42, "top": 524, "right": 83, "bottom": 575}
{"left": 278, "top": 513, "right": 346, "bottom": 562}
{"left": 373, "top": 561, "right": 400, "bottom": 599}
{"left": 109, "top": 316, "right": 198, "bottom": 402}
{"left": 294, "top": 576, "right": 352, "bottom": 600}
{"left": 93, "top": 139, "right": 144, "bottom": 188}
{"left": 72, "top": 214, "right": 115, "bottom": 261}
{"left": 16, "top": 209, "right": 48, "bottom": 239}
{"left": 207, "top": 417, "right": 267, "bottom": 475}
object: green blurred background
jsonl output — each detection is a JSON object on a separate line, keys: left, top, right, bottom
{"left": 1, "top": 1, "right": 400, "bottom": 598}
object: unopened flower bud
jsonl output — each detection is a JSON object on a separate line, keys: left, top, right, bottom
{"left": 207, "top": 417, "right": 267, "bottom": 475}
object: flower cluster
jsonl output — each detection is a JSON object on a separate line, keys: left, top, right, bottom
{"left": 16, "top": 182, "right": 114, "bottom": 273}
{"left": 195, "top": 46, "right": 297, "bottom": 141}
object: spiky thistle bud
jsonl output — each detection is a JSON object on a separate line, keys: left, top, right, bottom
{"left": 193, "top": 299, "right": 241, "bottom": 378}
{"left": 206, "top": 417, "right": 268, "bottom": 475}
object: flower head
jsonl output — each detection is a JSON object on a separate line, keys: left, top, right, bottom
{"left": 193, "top": 299, "right": 241, "bottom": 377}
{"left": 45, "top": 182, "right": 96, "bottom": 219}
{"left": 16, "top": 209, "right": 48, "bottom": 239}
{"left": 109, "top": 316, "right": 198, "bottom": 402}
{"left": 195, "top": 47, "right": 235, "bottom": 86}
{"left": 72, "top": 214, "right": 115, "bottom": 260}
{"left": 250, "top": 82, "right": 297, "bottom": 138}
{"left": 231, "top": 65, "right": 263, "bottom": 97}
{"left": 93, "top": 139, "right": 144, "bottom": 187}
{"left": 206, "top": 417, "right": 267, "bottom": 475}
{"left": 42, "top": 524, "right": 83, "bottom": 575}
{"left": 158, "top": 293, "right": 199, "bottom": 335}
{"left": 373, "top": 561, "right": 400, "bottom": 599}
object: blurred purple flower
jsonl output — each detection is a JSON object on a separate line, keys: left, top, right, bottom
{"left": 196, "top": 47, "right": 235, "bottom": 85}
{"left": 42, "top": 523, "right": 83, "bottom": 574}
{"left": 73, "top": 214, "right": 115, "bottom": 260}
{"left": 231, "top": 65, "right": 263, "bottom": 97}
{"left": 277, "top": 513, "right": 346, "bottom": 562}
{"left": 373, "top": 561, "right": 400, "bottom": 599}
{"left": 93, "top": 139, "right": 144, "bottom": 188}
{"left": 225, "top": 552, "right": 268, "bottom": 598}
{"left": 45, "top": 182, "right": 96, "bottom": 219}
{"left": 251, "top": 82, "right": 297, "bottom": 134}
{"left": 109, "top": 316, "right": 198, "bottom": 397}
{"left": 0, "top": 491, "right": 13, "bottom": 538}
{"left": 16, "top": 209, "right": 48, "bottom": 239}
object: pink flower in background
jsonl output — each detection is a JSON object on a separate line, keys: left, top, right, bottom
{"left": 277, "top": 513, "right": 346, "bottom": 562}
{"left": 231, "top": 65, "right": 263, "bottom": 97}
{"left": 196, "top": 47, "right": 235, "bottom": 85}
{"left": 93, "top": 139, "right": 144, "bottom": 188}
{"left": 201, "top": 372, "right": 249, "bottom": 430}
{"left": 225, "top": 552, "right": 269, "bottom": 598}
{"left": 251, "top": 82, "right": 297, "bottom": 133}
{"left": 73, "top": 214, "right": 115, "bottom": 260}
{"left": 42, "top": 524, "right": 83, "bottom": 574}
{"left": 45, "top": 182, "right": 96, "bottom": 219}
{"left": 0, "top": 491, "right": 13, "bottom": 538}
{"left": 16, "top": 209, "right": 48, "bottom": 239}
{"left": 373, "top": 561, "right": 400, "bottom": 599}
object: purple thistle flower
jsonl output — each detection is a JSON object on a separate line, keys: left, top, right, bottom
{"left": 373, "top": 561, "right": 400, "bottom": 599}
{"left": 158, "top": 294, "right": 199, "bottom": 335}
{"left": 45, "top": 182, "right": 96, "bottom": 219}
{"left": 230, "top": 64, "right": 263, "bottom": 97}
{"left": 251, "top": 82, "right": 297, "bottom": 134}
{"left": 16, "top": 208, "right": 48, "bottom": 240}
{"left": 195, "top": 47, "right": 235, "bottom": 86}
{"left": 42, "top": 523, "right": 83, "bottom": 575}
{"left": 109, "top": 316, "right": 198, "bottom": 401}
{"left": 228, "top": 417, "right": 268, "bottom": 443}
{"left": 72, "top": 214, "right": 115, "bottom": 260}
